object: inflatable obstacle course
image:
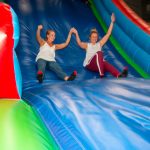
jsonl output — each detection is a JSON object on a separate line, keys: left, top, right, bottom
{"left": 0, "top": 0, "right": 150, "bottom": 149}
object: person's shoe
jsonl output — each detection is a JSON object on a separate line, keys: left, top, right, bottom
{"left": 37, "top": 71, "right": 43, "bottom": 83}
{"left": 100, "top": 74, "right": 104, "bottom": 78}
{"left": 118, "top": 67, "right": 128, "bottom": 78}
{"left": 67, "top": 71, "right": 77, "bottom": 81}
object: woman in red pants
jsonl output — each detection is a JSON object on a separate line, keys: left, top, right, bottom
{"left": 72, "top": 13, "right": 128, "bottom": 78}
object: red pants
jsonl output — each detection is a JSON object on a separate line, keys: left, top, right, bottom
{"left": 86, "top": 51, "right": 120, "bottom": 77}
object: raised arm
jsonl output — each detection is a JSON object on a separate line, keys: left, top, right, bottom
{"left": 73, "top": 28, "right": 87, "bottom": 50}
{"left": 55, "top": 28, "right": 73, "bottom": 50}
{"left": 36, "top": 25, "right": 45, "bottom": 46}
{"left": 99, "top": 13, "right": 115, "bottom": 47}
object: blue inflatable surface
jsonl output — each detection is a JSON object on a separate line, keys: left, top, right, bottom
{"left": 8, "top": 0, "right": 150, "bottom": 149}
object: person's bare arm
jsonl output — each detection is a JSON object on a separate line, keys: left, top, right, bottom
{"left": 36, "top": 25, "right": 45, "bottom": 46}
{"left": 73, "top": 28, "right": 87, "bottom": 50}
{"left": 99, "top": 13, "right": 115, "bottom": 47}
{"left": 55, "top": 28, "right": 73, "bottom": 50}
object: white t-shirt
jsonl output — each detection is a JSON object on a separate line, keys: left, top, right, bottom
{"left": 83, "top": 42, "right": 101, "bottom": 66}
{"left": 36, "top": 42, "right": 56, "bottom": 62}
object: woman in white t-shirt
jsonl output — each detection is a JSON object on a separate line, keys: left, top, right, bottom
{"left": 72, "top": 13, "right": 128, "bottom": 78}
{"left": 36, "top": 25, "right": 77, "bottom": 83}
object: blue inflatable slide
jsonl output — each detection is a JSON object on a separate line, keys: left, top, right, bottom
{"left": 3, "top": 0, "right": 150, "bottom": 149}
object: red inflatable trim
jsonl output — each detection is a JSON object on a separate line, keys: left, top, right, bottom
{"left": 112, "top": 0, "right": 150, "bottom": 34}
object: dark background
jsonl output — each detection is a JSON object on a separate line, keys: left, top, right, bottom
{"left": 124, "top": 0, "right": 150, "bottom": 22}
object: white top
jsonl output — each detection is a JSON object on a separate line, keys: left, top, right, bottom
{"left": 83, "top": 42, "right": 101, "bottom": 66}
{"left": 36, "top": 42, "right": 56, "bottom": 62}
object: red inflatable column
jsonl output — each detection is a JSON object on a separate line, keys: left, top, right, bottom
{"left": 0, "top": 3, "right": 20, "bottom": 99}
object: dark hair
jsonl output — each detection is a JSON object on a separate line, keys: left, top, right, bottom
{"left": 46, "top": 29, "right": 55, "bottom": 40}
{"left": 89, "top": 28, "right": 99, "bottom": 37}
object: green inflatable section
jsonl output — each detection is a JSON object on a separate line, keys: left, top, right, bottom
{"left": 89, "top": 0, "right": 150, "bottom": 78}
{"left": 0, "top": 100, "right": 59, "bottom": 150}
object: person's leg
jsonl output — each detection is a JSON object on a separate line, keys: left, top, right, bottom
{"left": 96, "top": 51, "right": 104, "bottom": 77}
{"left": 47, "top": 61, "right": 77, "bottom": 81}
{"left": 36, "top": 59, "right": 47, "bottom": 83}
{"left": 103, "top": 61, "right": 128, "bottom": 78}
{"left": 86, "top": 51, "right": 104, "bottom": 77}
{"left": 103, "top": 61, "right": 120, "bottom": 77}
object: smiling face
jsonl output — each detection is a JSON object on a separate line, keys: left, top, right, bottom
{"left": 90, "top": 32, "right": 98, "bottom": 44}
{"left": 46, "top": 30, "right": 55, "bottom": 43}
